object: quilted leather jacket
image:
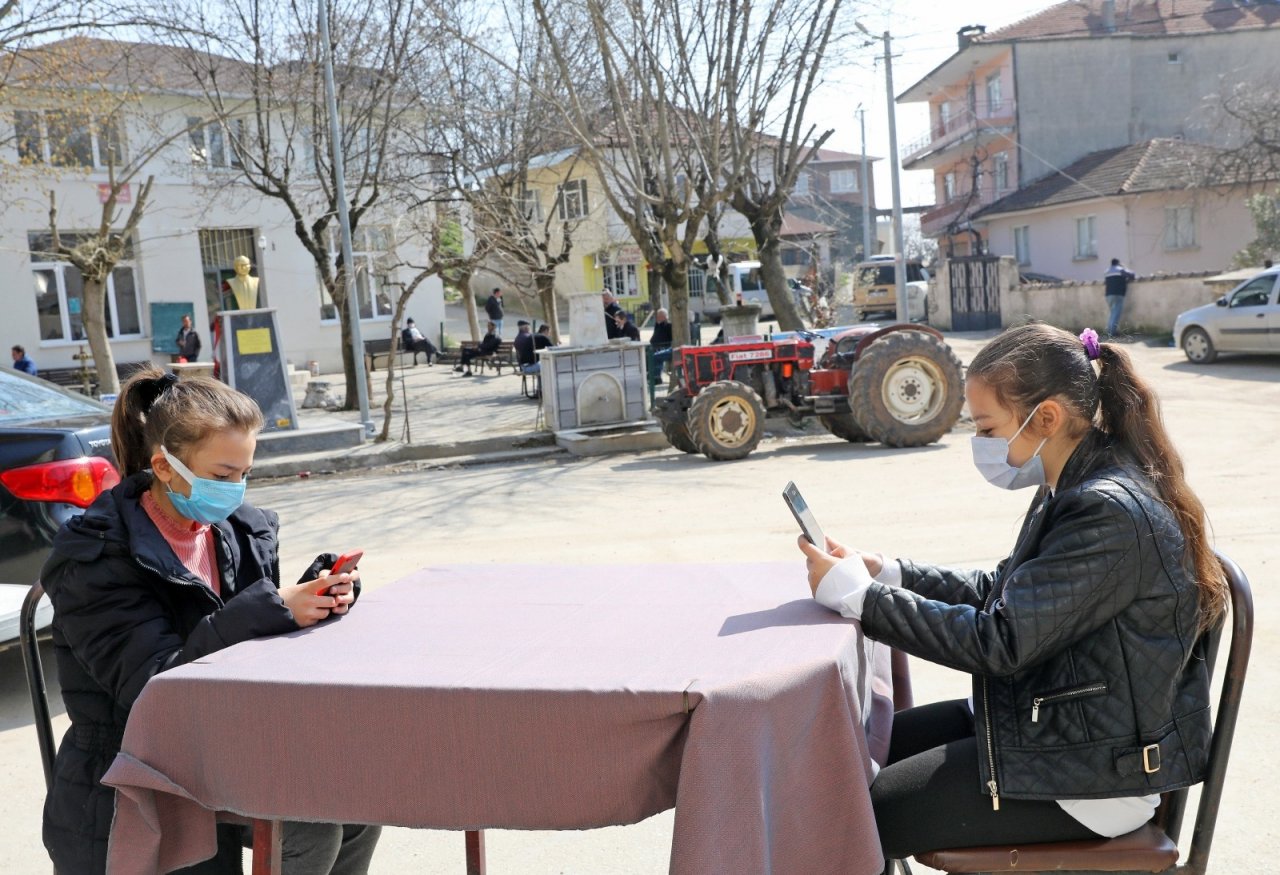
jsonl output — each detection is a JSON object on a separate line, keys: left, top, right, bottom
{"left": 861, "top": 430, "right": 1212, "bottom": 807}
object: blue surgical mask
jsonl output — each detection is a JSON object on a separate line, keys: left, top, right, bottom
{"left": 970, "top": 403, "right": 1049, "bottom": 490}
{"left": 160, "top": 446, "right": 246, "bottom": 524}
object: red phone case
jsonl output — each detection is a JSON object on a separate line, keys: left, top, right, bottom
{"left": 321, "top": 550, "right": 363, "bottom": 596}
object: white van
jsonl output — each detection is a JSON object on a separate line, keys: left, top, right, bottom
{"left": 700, "top": 261, "right": 779, "bottom": 322}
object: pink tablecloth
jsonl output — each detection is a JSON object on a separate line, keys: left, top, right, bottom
{"left": 104, "top": 562, "right": 898, "bottom": 874}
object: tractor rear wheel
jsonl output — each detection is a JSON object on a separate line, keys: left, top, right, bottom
{"left": 848, "top": 330, "right": 964, "bottom": 447}
{"left": 687, "top": 380, "right": 766, "bottom": 461}
{"left": 820, "top": 413, "right": 871, "bottom": 443}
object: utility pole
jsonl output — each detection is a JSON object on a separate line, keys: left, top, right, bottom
{"left": 858, "top": 105, "right": 873, "bottom": 261}
{"left": 318, "top": 0, "right": 374, "bottom": 436}
{"left": 880, "top": 31, "right": 909, "bottom": 323}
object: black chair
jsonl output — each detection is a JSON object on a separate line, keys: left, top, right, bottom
{"left": 20, "top": 581, "right": 57, "bottom": 794}
{"left": 897, "top": 551, "right": 1253, "bottom": 875}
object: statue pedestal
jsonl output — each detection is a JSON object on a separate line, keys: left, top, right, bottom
{"left": 721, "top": 303, "right": 763, "bottom": 340}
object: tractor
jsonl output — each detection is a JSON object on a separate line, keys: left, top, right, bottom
{"left": 652, "top": 324, "right": 965, "bottom": 461}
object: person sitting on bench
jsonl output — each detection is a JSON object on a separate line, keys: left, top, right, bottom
{"left": 454, "top": 321, "right": 501, "bottom": 376}
{"left": 400, "top": 317, "right": 438, "bottom": 365}
{"left": 514, "top": 322, "right": 555, "bottom": 374}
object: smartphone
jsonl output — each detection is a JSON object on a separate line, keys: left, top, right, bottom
{"left": 782, "top": 482, "right": 826, "bottom": 548}
{"left": 321, "top": 549, "right": 363, "bottom": 595}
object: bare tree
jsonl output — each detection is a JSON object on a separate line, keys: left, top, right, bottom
{"left": 159, "top": 0, "right": 438, "bottom": 410}
{"left": 720, "top": 0, "right": 847, "bottom": 330}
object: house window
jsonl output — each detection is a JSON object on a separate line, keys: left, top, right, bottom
{"left": 938, "top": 101, "right": 952, "bottom": 133}
{"left": 993, "top": 153, "right": 1009, "bottom": 193}
{"left": 602, "top": 263, "right": 638, "bottom": 296}
{"left": 943, "top": 172, "right": 957, "bottom": 202}
{"left": 986, "top": 73, "right": 1002, "bottom": 113}
{"left": 1164, "top": 205, "right": 1196, "bottom": 250}
{"left": 14, "top": 109, "right": 126, "bottom": 169}
{"left": 1014, "top": 225, "right": 1031, "bottom": 265}
{"left": 188, "top": 117, "right": 245, "bottom": 169}
{"left": 557, "top": 178, "right": 589, "bottom": 220}
{"left": 320, "top": 225, "right": 394, "bottom": 321}
{"left": 519, "top": 188, "right": 543, "bottom": 223}
{"left": 1074, "top": 216, "right": 1097, "bottom": 259}
{"left": 1167, "top": 51, "right": 1182, "bottom": 65}
{"left": 829, "top": 169, "right": 858, "bottom": 193}
{"left": 28, "top": 232, "right": 142, "bottom": 342}
{"left": 794, "top": 172, "right": 810, "bottom": 195}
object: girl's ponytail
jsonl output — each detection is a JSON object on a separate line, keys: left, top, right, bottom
{"left": 1095, "top": 343, "right": 1228, "bottom": 630}
{"left": 111, "top": 365, "right": 171, "bottom": 477}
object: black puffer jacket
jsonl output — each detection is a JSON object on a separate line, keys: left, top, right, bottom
{"left": 861, "top": 431, "right": 1212, "bottom": 806}
{"left": 40, "top": 472, "right": 335, "bottom": 875}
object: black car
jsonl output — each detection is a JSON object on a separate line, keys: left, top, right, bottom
{"left": 0, "top": 368, "right": 119, "bottom": 647}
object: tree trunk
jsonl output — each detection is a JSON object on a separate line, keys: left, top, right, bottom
{"left": 534, "top": 273, "right": 561, "bottom": 343}
{"left": 378, "top": 311, "right": 406, "bottom": 444}
{"left": 663, "top": 260, "right": 691, "bottom": 347}
{"left": 748, "top": 211, "right": 805, "bottom": 331}
{"left": 81, "top": 277, "right": 119, "bottom": 396}
{"left": 464, "top": 280, "right": 481, "bottom": 342}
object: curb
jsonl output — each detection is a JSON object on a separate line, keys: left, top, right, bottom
{"left": 252, "top": 431, "right": 559, "bottom": 479}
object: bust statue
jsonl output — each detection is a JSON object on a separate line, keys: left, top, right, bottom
{"left": 223, "top": 255, "right": 260, "bottom": 310}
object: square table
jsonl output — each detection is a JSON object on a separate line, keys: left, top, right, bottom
{"left": 104, "top": 562, "right": 901, "bottom": 874}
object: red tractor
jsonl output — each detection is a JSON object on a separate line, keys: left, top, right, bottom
{"left": 652, "top": 324, "right": 964, "bottom": 461}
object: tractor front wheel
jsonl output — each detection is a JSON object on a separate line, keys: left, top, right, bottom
{"left": 688, "top": 380, "right": 767, "bottom": 461}
{"left": 848, "top": 330, "right": 965, "bottom": 447}
{"left": 654, "top": 390, "right": 699, "bottom": 453}
{"left": 820, "top": 413, "right": 871, "bottom": 443}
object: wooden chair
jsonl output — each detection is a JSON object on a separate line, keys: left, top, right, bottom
{"left": 896, "top": 551, "right": 1253, "bottom": 875}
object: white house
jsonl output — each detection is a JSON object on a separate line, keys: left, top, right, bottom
{"left": 2, "top": 37, "right": 445, "bottom": 379}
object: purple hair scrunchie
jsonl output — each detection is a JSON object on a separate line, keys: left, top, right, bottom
{"left": 1079, "top": 328, "right": 1101, "bottom": 361}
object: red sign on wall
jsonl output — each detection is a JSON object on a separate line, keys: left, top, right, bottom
{"left": 98, "top": 183, "right": 131, "bottom": 204}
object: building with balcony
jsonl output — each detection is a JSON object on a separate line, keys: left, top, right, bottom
{"left": 787, "top": 147, "right": 878, "bottom": 263}
{"left": 897, "top": 0, "right": 1280, "bottom": 257}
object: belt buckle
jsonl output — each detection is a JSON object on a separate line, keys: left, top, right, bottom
{"left": 1142, "top": 743, "right": 1161, "bottom": 774}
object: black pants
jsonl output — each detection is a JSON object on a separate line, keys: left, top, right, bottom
{"left": 405, "top": 339, "right": 437, "bottom": 363}
{"left": 872, "top": 699, "right": 1101, "bottom": 860}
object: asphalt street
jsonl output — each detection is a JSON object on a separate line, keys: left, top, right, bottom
{"left": 2, "top": 338, "right": 1276, "bottom": 873}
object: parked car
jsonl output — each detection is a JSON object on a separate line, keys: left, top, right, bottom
{"left": 0, "top": 368, "right": 118, "bottom": 649}
{"left": 851, "top": 255, "right": 929, "bottom": 322}
{"left": 1173, "top": 267, "right": 1280, "bottom": 363}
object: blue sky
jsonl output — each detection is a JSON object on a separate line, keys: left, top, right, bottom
{"left": 815, "top": 0, "right": 1054, "bottom": 206}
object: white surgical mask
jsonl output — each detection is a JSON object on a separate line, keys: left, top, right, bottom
{"left": 971, "top": 403, "right": 1048, "bottom": 490}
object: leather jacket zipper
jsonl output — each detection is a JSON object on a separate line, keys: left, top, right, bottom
{"left": 982, "top": 675, "right": 999, "bottom": 810}
{"left": 1031, "top": 682, "right": 1107, "bottom": 723}
{"left": 135, "top": 557, "right": 223, "bottom": 606}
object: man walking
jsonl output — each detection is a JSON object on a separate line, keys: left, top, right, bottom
{"left": 484, "top": 288, "right": 505, "bottom": 336}
{"left": 1103, "top": 258, "right": 1136, "bottom": 337}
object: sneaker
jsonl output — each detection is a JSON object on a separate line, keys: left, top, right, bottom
{"left": 453, "top": 365, "right": 463, "bottom": 372}
{"left": 462, "top": 370, "right": 474, "bottom": 377}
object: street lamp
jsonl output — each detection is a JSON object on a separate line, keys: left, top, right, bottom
{"left": 856, "top": 20, "right": 909, "bottom": 323}
{"left": 856, "top": 103, "right": 872, "bottom": 262}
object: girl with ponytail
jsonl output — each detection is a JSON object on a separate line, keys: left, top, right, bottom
{"left": 40, "top": 366, "right": 380, "bottom": 874}
{"left": 797, "top": 323, "right": 1223, "bottom": 863}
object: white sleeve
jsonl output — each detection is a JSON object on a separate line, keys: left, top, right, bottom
{"left": 814, "top": 555, "right": 876, "bottom": 619}
{"left": 873, "top": 556, "right": 902, "bottom": 587}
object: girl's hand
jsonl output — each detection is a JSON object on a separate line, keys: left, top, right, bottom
{"left": 323, "top": 569, "right": 358, "bottom": 615}
{"left": 797, "top": 535, "right": 884, "bottom": 595}
{"left": 280, "top": 572, "right": 354, "bottom": 627}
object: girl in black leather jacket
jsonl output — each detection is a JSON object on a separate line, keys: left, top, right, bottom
{"left": 799, "top": 323, "right": 1226, "bottom": 860}
{"left": 41, "top": 367, "right": 380, "bottom": 874}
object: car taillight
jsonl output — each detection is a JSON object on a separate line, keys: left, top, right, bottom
{"left": 0, "top": 456, "right": 121, "bottom": 508}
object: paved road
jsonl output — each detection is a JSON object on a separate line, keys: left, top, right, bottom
{"left": 3, "top": 338, "right": 1276, "bottom": 872}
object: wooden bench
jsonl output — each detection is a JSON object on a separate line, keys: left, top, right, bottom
{"left": 362, "top": 337, "right": 421, "bottom": 373}
{"left": 40, "top": 361, "right": 150, "bottom": 396}
{"left": 457, "top": 340, "right": 518, "bottom": 374}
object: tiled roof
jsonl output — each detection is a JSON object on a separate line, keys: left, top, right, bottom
{"left": 7, "top": 36, "right": 257, "bottom": 93}
{"left": 979, "top": 0, "right": 1280, "bottom": 42}
{"left": 976, "top": 138, "right": 1219, "bottom": 216}
{"left": 780, "top": 213, "right": 837, "bottom": 236}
